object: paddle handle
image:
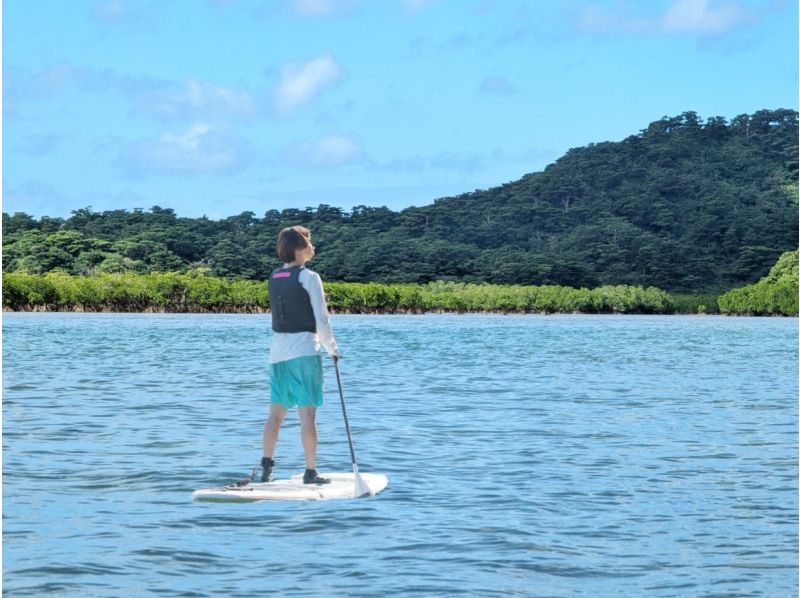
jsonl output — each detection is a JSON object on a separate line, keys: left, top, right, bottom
{"left": 333, "top": 359, "right": 358, "bottom": 467}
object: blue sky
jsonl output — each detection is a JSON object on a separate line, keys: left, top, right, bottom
{"left": 4, "top": 0, "right": 797, "bottom": 220}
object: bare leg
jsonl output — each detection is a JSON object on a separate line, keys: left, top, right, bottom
{"left": 298, "top": 406, "right": 318, "bottom": 469}
{"left": 262, "top": 404, "right": 287, "bottom": 459}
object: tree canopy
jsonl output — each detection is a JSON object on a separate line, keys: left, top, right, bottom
{"left": 4, "top": 109, "right": 797, "bottom": 293}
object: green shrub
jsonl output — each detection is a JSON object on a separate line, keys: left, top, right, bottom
{"left": 4, "top": 271, "right": 779, "bottom": 315}
{"left": 3, "top": 272, "right": 58, "bottom": 308}
{"left": 719, "top": 251, "right": 798, "bottom": 315}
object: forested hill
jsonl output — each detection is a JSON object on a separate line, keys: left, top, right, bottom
{"left": 4, "top": 109, "right": 798, "bottom": 293}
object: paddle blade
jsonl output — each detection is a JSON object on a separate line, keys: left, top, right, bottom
{"left": 354, "top": 470, "right": 374, "bottom": 498}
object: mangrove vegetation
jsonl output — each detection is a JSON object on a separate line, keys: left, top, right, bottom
{"left": 3, "top": 271, "right": 685, "bottom": 314}
{"left": 718, "top": 250, "right": 798, "bottom": 316}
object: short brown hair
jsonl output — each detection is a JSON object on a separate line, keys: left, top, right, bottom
{"left": 276, "top": 226, "right": 311, "bottom": 263}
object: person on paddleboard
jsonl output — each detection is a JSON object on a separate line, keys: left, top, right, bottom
{"left": 260, "top": 225, "right": 340, "bottom": 485}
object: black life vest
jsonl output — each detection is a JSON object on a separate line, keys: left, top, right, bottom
{"left": 268, "top": 266, "right": 317, "bottom": 333}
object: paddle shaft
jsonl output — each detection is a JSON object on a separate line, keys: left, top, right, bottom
{"left": 333, "top": 359, "right": 358, "bottom": 467}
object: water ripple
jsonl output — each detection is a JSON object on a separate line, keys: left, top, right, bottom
{"left": 3, "top": 313, "right": 798, "bottom": 596}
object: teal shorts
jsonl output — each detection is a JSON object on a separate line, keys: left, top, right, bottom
{"left": 269, "top": 355, "right": 324, "bottom": 409}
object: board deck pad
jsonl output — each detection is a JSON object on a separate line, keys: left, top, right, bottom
{"left": 192, "top": 472, "right": 388, "bottom": 502}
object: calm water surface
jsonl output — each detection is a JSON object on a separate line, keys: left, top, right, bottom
{"left": 3, "top": 313, "right": 798, "bottom": 596}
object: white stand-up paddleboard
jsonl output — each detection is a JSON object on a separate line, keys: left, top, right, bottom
{"left": 192, "top": 472, "right": 388, "bottom": 502}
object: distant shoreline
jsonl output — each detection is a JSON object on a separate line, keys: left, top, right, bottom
{"left": 4, "top": 270, "right": 797, "bottom": 316}
{"left": 3, "top": 306, "right": 792, "bottom": 317}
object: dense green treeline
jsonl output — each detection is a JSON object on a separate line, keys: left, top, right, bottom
{"left": 5, "top": 251, "right": 796, "bottom": 315}
{"left": 2, "top": 272, "right": 683, "bottom": 314}
{"left": 718, "top": 250, "right": 798, "bottom": 315}
{"left": 3, "top": 109, "right": 797, "bottom": 293}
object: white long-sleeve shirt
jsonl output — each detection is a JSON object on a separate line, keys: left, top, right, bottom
{"left": 269, "top": 266, "right": 339, "bottom": 364}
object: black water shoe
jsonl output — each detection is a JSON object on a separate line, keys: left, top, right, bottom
{"left": 303, "top": 469, "right": 330, "bottom": 485}
{"left": 260, "top": 457, "right": 275, "bottom": 483}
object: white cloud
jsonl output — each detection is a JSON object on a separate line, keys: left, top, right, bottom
{"left": 134, "top": 78, "right": 257, "bottom": 121}
{"left": 4, "top": 64, "right": 256, "bottom": 126}
{"left": 286, "top": 0, "right": 358, "bottom": 17}
{"left": 95, "top": 0, "right": 126, "bottom": 22}
{"left": 284, "top": 134, "right": 362, "bottom": 166}
{"left": 662, "top": 0, "right": 750, "bottom": 33}
{"left": 120, "top": 123, "right": 250, "bottom": 175}
{"left": 274, "top": 55, "right": 343, "bottom": 114}
{"left": 314, "top": 134, "right": 361, "bottom": 164}
{"left": 577, "top": 0, "right": 759, "bottom": 36}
